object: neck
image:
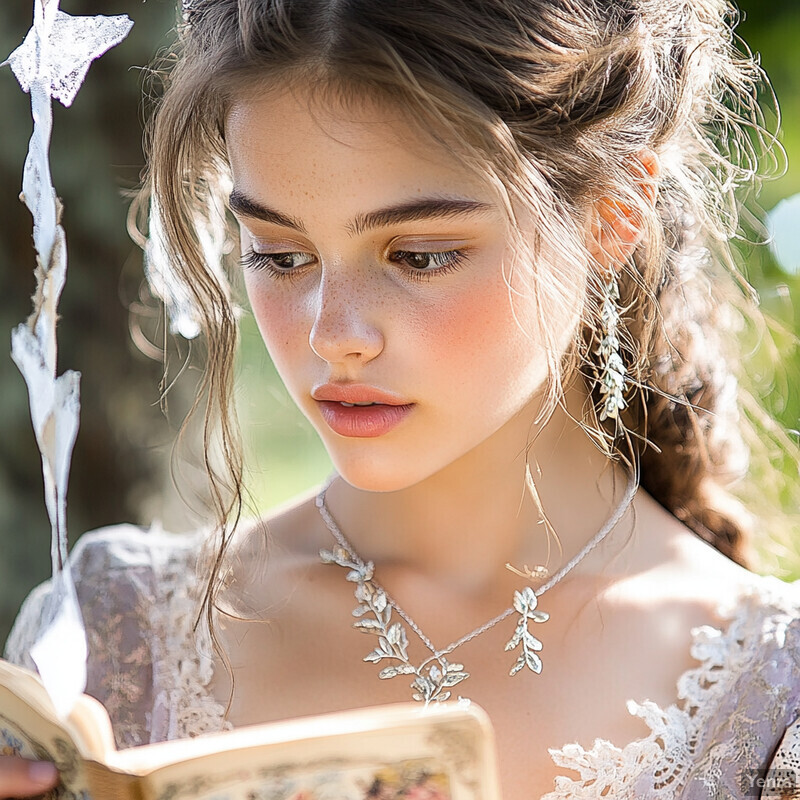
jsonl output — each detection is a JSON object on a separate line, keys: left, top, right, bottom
{"left": 322, "top": 384, "right": 633, "bottom": 594}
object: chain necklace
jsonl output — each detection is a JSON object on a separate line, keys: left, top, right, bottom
{"left": 316, "top": 471, "right": 637, "bottom": 704}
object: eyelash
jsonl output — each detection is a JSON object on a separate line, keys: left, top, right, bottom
{"left": 239, "top": 248, "right": 469, "bottom": 283}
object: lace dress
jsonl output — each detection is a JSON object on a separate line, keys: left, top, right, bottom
{"left": 5, "top": 523, "right": 800, "bottom": 799}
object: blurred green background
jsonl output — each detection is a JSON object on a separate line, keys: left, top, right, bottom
{"left": 0, "top": 1, "right": 799, "bottom": 648}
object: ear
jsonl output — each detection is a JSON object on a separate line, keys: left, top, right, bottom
{"left": 586, "top": 149, "right": 660, "bottom": 271}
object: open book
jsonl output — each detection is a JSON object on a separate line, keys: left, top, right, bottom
{"left": 0, "top": 659, "right": 501, "bottom": 799}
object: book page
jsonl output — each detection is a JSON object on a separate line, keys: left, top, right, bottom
{"left": 0, "top": 661, "right": 501, "bottom": 800}
{"left": 0, "top": 660, "right": 116, "bottom": 759}
{"left": 0, "top": 660, "right": 147, "bottom": 799}
{"left": 0, "top": 675, "right": 97, "bottom": 799}
{"left": 126, "top": 704, "right": 500, "bottom": 800}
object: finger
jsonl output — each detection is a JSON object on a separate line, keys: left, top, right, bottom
{"left": 0, "top": 757, "right": 59, "bottom": 798}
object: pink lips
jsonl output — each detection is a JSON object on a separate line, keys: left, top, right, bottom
{"left": 312, "top": 384, "right": 415, "bottom": 438}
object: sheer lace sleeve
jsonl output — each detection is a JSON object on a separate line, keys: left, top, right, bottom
{"left": 4, "top": 523, "right": 229, "bottom": 749}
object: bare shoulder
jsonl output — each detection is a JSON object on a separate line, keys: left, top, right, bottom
{"left": 599, "top": 489, "right": 760, "bottom": 629}
{"left": 225, "top": 485, "right": 328, "bottom": 587}
{"left": 566, "top": 501, "right": 764, "bottom": 711}
{"left": 261, "top": 483, "right": 326, "bottom": 548}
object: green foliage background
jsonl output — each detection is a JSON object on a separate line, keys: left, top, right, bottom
{"left": 0, "top": 1, "right": 798, "bottom": 648}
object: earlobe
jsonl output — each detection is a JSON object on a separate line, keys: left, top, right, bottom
{"left": 586, "top": 199, "right": 641, "bottom": 269}
{"left": 634, "top": 148, "right": 660, "bottom": 206}
{"left": 587, "top": 148, "right": 660, "bottom": 270}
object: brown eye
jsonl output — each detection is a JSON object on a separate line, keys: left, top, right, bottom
{"left": 240, "top": 249, "right": 315, "bottom": 277}
{"left": 388, "top": 249, "right": 467, "bottom": 278}
{"left": 400, "top": 252, "right": 435, "bottom": 270}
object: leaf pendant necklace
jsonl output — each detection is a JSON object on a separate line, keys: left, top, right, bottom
{"left": 316, "top": 472, "right": 636, "bottom": 704}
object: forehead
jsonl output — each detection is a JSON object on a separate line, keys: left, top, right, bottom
{"left": 224, "top": 84, "right": 497, "bottom": 211}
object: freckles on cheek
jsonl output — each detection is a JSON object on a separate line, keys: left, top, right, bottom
{"left": 246, "top": 284, "right": 306, "bottom": 355}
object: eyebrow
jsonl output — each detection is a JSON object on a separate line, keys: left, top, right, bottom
{"left": 228, "top": 190, "right": 493, "bottom": 236}
{"left": 348, "top": 197, "right": 494, "bottom": 236}
{"left": 229, "top": 190, "right": 308, "bottom": 233}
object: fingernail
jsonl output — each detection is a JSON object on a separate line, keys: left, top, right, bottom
{"left": 28, "top": 761, "right": 58, "bottom": 786}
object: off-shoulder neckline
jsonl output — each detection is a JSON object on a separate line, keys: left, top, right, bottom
{"left": 71, "top": 524, "right": 800, "bottom": 796}
{"left": 540, "top": 571, "right": 800, "bottom": 797}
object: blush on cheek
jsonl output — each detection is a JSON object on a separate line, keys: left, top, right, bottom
{"left": 430, "top": 292, "right": 495, "bottom": 356}
{"left": 435, "top": 282, "right": 552, "bottom": 413}
{"left": 411, "top": 291, "right": 506, "bottom": 390}
{"left": 434, "top": 284, "right": 530, "bottom": 361}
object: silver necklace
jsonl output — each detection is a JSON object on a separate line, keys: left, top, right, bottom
{"left": 316, "top": 471, "right": 637, "bottom": 704}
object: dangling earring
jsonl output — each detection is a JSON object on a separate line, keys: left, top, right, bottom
{"left": 595, "top": 272, "right": 628, "bottom": 424}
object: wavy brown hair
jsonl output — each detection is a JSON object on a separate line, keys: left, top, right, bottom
{"left": 138, "top": 0, "right": 799, "bottom": 651}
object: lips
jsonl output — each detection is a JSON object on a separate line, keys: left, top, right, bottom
{"left": 311, "top": 383, "right": 411, "bottom": 406}
{"left": 316, "top": 401, "right": 415, "bottom": 438}
{"left": 311, "top": 384, "right": 415, "bottom": 438}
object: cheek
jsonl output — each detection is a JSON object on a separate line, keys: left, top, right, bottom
{"left": 428, "top": 268, "right": 583, "bottom": 409}
{"left": 412, "top": 280, "right": 542, "bottom": 394}
{"left": 408, "top": 291, "right": 484, "bottom": 356}
{"left": 244, "top": 276, "right": 309, "bottom": 364}
{"left": 242, "top": 260, "right": 577, "bottom": 407}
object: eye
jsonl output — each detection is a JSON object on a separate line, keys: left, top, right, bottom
{"left": 240, "top": 246, "right": 469, "bottom": 282}
{"left": 388, "top": 249, "right": 468, "bottom": 281}
{"left": 240, "top": 249, "right": 315, "bottom": 278}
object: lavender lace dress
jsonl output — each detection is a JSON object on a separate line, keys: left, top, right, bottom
{"left": 5, "top": 523, "right": 800, "bottom": 799}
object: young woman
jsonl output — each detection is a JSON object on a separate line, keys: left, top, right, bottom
{"left": 4, "top": 0, "right": 800, "bottom": 797}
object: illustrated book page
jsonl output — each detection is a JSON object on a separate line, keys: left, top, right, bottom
{"left": 0, "top": 658, "right": 502, "bottom": 800}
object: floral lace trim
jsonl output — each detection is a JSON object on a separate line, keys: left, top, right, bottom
{"left": 138, "top": 523, "right": 232, "bottom": 744}
{"left": 541, "top": 574, "right": 800, "bottom": 799}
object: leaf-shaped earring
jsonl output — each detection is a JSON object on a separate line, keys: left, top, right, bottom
{"left": 595, "top": 274, "right": 628, "bottom": 424}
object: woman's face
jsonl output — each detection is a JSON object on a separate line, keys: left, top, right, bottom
{"left": 226, "top": 85, "right": 585, "bottom": 491}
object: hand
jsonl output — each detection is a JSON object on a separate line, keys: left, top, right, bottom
{"left": 0, "top": 756, "right": 59, "bottom": 798}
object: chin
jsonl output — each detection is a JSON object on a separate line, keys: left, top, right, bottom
{"left": 326, "top": 447, "right": 438, "bottom": 494}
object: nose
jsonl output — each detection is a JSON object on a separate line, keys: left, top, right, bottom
{"left": 308, "top": 266, "right": 384, "bottom": 365}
